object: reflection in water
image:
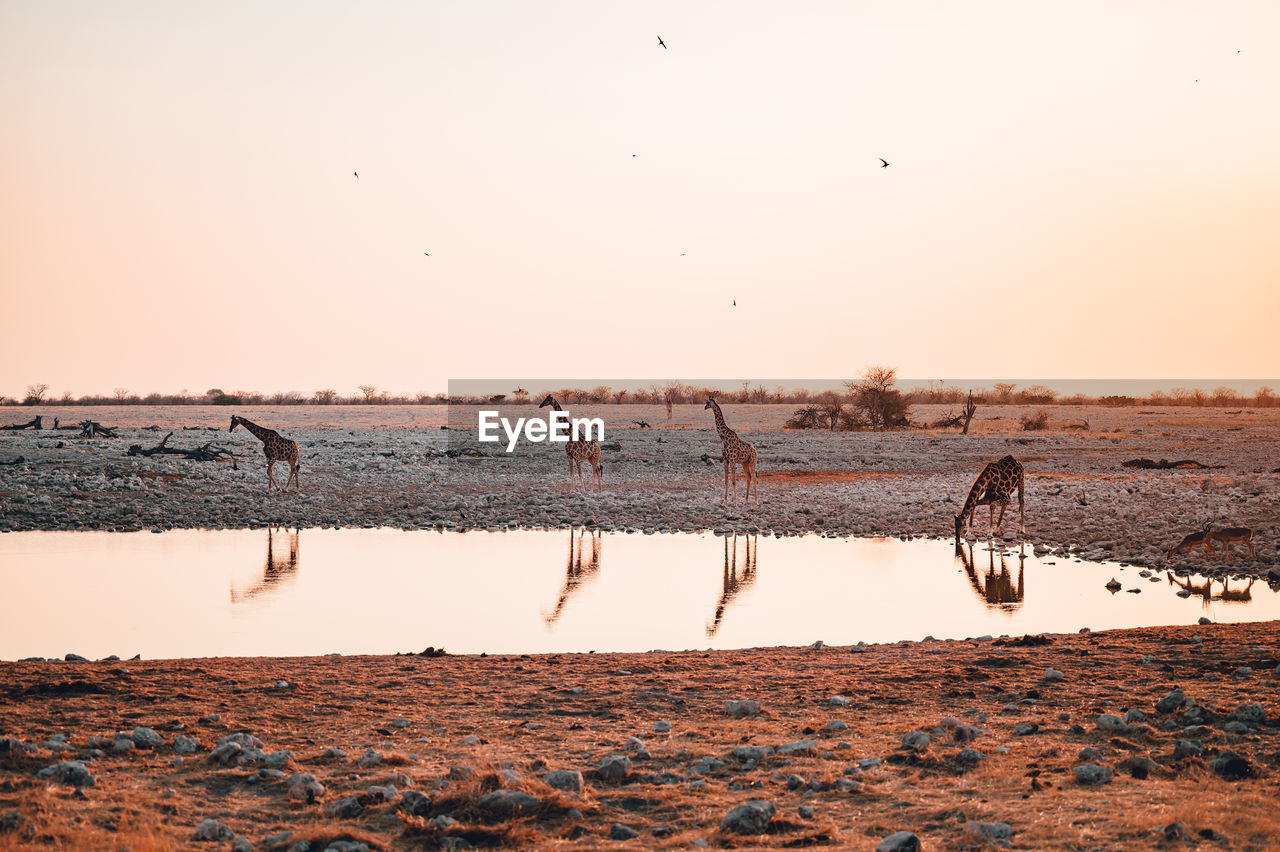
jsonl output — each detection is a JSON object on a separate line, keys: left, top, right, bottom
{"left": 230, "top": 528, "right": 300, "bottom": 603}
{"left": 542, "top": 528, "right": 603, "bottom": 625}
{"left": 707, "top": 533, "right": 758, "bottom": 636}
{"left": 1167, "top": 572, "right": 1254, "bottom": 609}
{"left": 955, "top": 540, "right": 1025, "bottom": 610}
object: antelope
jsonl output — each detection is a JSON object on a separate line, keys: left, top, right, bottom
{"left": 1210, "top": 527, "right": 1256, "bottom": 561}
{"left": 1168, "top": 524, "right": 1213, "bottom": 561}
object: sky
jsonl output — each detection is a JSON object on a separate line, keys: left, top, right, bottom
{"left": 2, "top": 1, "right": 1278, "bottom": 399}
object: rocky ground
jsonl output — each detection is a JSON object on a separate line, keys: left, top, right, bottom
{"left": 1, "top": 622, "right": 1278, "bottom": 850}
{"left": 0, "top": 404, "right": 1277, "bottom": 578}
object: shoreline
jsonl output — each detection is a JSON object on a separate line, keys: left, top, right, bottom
{"left": 1, "top": 621, "right": 1277, "bottom": 849}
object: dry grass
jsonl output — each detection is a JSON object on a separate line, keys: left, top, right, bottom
{"left": 1, "top": 622, "right": 1278, "bottom": 849}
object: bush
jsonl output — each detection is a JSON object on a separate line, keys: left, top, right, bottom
{"left": 1020, "top": 410, "right": 1050, "bottom": 431}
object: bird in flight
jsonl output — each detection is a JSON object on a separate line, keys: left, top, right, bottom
{"left": 353, "top": 171, "right": 359, "bottom": 180}
{"left": 880, "top": 158, "right": 890, "bottom": 168}
{"left": 423, "top": 252, "right": 430, "bottom": 256}
{"left": 657, "top": 35, "right": 667, "bottom": 49}
{"left": 732, "top": 300, "right": 737, "bottom": 306}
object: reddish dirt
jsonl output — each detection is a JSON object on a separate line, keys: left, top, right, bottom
{"left": 2, "top": 622, "right": 1278, "bottom": 850}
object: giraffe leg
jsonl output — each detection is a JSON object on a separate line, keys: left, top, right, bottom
{"left": 987, "top": 503, "right": 994, "bottom": 537}
{"left": 995, "top": 501, "right": 1007, "bottom": 535}
{"left": 266, "top": 460, "right": 276, "bottom": 492}
{"left": 288, "top": 461, "right": 300, "bottom": 492}
{"left": 723, "top": 462, "right": 730, "bottom": 503}
{"left": 1018, "top": 479, "right": 1025, "bottom": 535}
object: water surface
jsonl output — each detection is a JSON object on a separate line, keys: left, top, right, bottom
{"left": 1, "top": 528, "right": 1274, "bottom": 659}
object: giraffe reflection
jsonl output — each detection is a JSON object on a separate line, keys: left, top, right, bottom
{"left": 706, "top": 533, "right": 758, "bottom": 636}
{"left": 955, "top": 539, "right": 1025, "bottom": 610}
{"left": 1166, "top": 573, "right": 1254, "bottom": 609}
{"left": 542, "top": 528, "right": 603, "bottom": 625}
{"left": 229, "top": 528, "right": 300, "bottom": 604}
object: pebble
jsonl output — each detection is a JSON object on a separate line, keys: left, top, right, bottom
{"left": 609, "top": 823, "right": 639, "bottom": 840}
{"left": 543, "top": 769, "right": 584, "bottom": 794}
{"left": 598, "top": 754, "right": 631, "bottom": 783}
{"left": 720, "top": 800, "right": 776, "bottom": 834}
{"left": 476, "top": 789, "right": 540, "bottom": 816}
{"left": 876, "top": 830, "right": 921, "bottom": 851}
{"left": 724, "top": 699, "right": 761, "bottom": 718}
{"left": 192, "top": 818, "right": 234, "bottom": 841}
{"left": 652, "top": 720, "right": 672, "bottom": 733}
{"left": 1073, "top": 764, "right": 1113, "bottom": 785}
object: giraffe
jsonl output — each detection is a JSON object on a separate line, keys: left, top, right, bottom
{"left": 954, "top": 455, "right": 1024, "bottom": 538}
{"left": 542, "top": 527, "right": 603, "bottom": 625}
{"left": 230, "top": 528, "right": 300, "bottom": 603}
{"left": 229, "top": 415, "right": 300, "bottom": 492}
{"left": 538, "top": 395, "right": 603, "bottom": 490}
{"left": 955, "top": 539, "right": 1025, "bottom": 609}
{"left": 704, "top": 398, "right": 757, "bottom": 502}
{"left": 706, "top": 532, "right": 757, "bottom": 637}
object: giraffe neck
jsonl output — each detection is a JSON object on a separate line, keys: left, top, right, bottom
{"left": 547, "top": 398, "right": 564, "bottom": 412}
{"left": 236, "top": 417, "right": 273, "bottom": 444}
{"left": 959, "top": 472, "right": 991, "bottom": 521}
{"left": 709, "top": 403, "right": 737, "bottom": 443}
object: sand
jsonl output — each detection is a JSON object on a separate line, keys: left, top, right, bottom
{"left": 0, "top": 403, "right": 1275, "bottom": 578}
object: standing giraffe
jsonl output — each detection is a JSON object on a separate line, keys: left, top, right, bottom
{"left": 704, "top": 398, "right": 757, "bottom": 502}
{"left": 538, "top": 395, "right": 603, "bottom": 490}
{"left": 954, "top": 455, "right": 1024, "bottom": 538}
{"left": 230, "top": 415, "right": 300, "bottom": 492}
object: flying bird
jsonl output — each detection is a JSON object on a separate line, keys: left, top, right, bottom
{"left": 353, "top": 171, "right": 359, "bottom": 180}
{"left": 423, "top": 252, "right": 430, "bottom": 256}
{"left": 880, "top": 158, "right": 890, "bottom": 168}
{"left": 732, "top": 300, "right": 737, "bottom": 306}
{"left": 657, "top": 35, "right": 667, "bottom": 49}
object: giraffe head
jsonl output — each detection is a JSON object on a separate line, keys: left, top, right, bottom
{"left": 704, "top": 397, "right": 717, "bottom": 411}
{"left": 538, "top": 394, "right": 556, "bottom": 409}
{"left": 229, "top": 415, "right": 241, "bottom": 433}
{"left": 954, "top": 511, "right": 965, "bottom": 541}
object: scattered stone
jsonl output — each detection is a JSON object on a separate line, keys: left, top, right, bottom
{"left": 724, "top": 699, "right": 761, "bottom": 718}
{"left": 1209, "top": 750, "right": 1254, "bottom": 780}
{"left": 900, "top": 731, "right": 930, "bottom": 751}
{"left": 355, "top": 748, "right": 382, "bottom": 768}
{"left": 207, "top": 742, "right": 243, "bottom": 765}
{"left": 1162, "top": 823, "right": 1192, "bottom": 843}
{"left": 543, "top": 769, "right": 584, "bottom": 794}
{"left": 610, "top": 823, "right": 639, "bottom": 841}
{"left": 174, "top": 735, "right": 199, "bottom": 754}
{"left": 231, "top": 837, "right": 253, "bottom": 852}
{"left": 218, "top": 733, "right": 264, "bottom": 750}
{"left": 131, "top": 727, "right": 164, "bottom": 749}
{"left": 1121, "top": 756, "right": 1157, "bottom": 779}
{"left": 798, "top": 804, "right": 814, "bottom": 819}
{"left": 1173, "top": 739, "right": 1205, "bottom": 759}
{"left": 786, "top": 773, "right": 806, "bottom": 790}
{"left": 321, "top": 747, "right": 347, "bottom": 759}
{"left": 476, "top": 789, "right": 540, "bottom": 817}
{"left": 399, "top": 791, "right": 431, "bottom": 817}
{"left": 35, "top": 761, "right": 96, "bottom": 787}
{"left": 1073, "top": 764, "right": 1113, "bottom": 785}
{"left": 829, "top": 695, "right": 851, "bottom": 706}
{"left": 598, "top": 754, "right": 631, "bottom": 783}
{"left": 720, "top": 800, "right": 776, "bottom": 835}
{"left": 287, "top": 773, "right": 325, "bottom": 802}
{"left": 652, "top": 720, "right": 672, "bottom": 733}
{"left": 1155, "top": 689, "right": 1186, "bottom": 714}
{"left": 825, "top": 720, "right": 849, "bottom": 732}
{"left": 876, "top": 830, "right": 921, "bottom": 851}
{"left": 957, "top": 748, "right": 985, "bottom": 767}
{"left": 966, "top": 821, "right": 1013, "bottom": 846}
{"left": 192, "top": 818, "right": 234, "bottom": 842}
{"left": 1014, "top": 722, "right": 1039, "bottom": 736}
{"left": 1044, "top": 668, "right": 1064, "bottom": 682}
{"left": 326, "top": 796, "right": 363, "bottom": 819}
{"left": 778, "top": 739, "right": 818, "bottom": 756}
{"left": 731, "top": 745, "right": 772, "bottom": 761}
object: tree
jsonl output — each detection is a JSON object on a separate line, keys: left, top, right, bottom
{"left": 357, "top": 385, "right": 379, "bottom": 403}
{"left": 113, "top": 387, "right": 130, "bottom": 402}
{"left": 846, "top": 366, "right": 910, "bottom": 430}
{"left": 313, "top": 389, "right": 338, "bottom": 405}
{"left": 992, "top": 383, "right": 1017, "bottom": 404}
{"left": 24, "top": 383, "right": 49, "bottom": 405}
{"left": 1254, "top": 387, "right": 1276, "bottom": 408}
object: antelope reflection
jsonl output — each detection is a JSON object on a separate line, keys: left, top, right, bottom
{"left": 230, "top": 528, "right": 300, "bottom": 604}
{"left": 542, "top": 528, "right": 603, "bottom": 625}
{"left": 955, "top": 539, "right": 1025, "bottom": 610}
{"left": 706, "top": 533, "right": 758, "bottom": 637}
{"left": 1167, "top": 572, "right": 1254, "bottom": 609}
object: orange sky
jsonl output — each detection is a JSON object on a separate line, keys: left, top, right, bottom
{"left": 2, "top": 1, "right": 1278, "bottom": 399}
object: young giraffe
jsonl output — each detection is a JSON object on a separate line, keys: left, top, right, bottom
{"left": 954, "top": 455, "right": 1024, "bottom": 538}
{"left": 229, "top": 415, "right": 300, "bottom": 492}
{"left": 704, "top": 398, "right": 758, "bottom": 502}
{"left": 538, "top": 395, "right": 603, "bottom": 491}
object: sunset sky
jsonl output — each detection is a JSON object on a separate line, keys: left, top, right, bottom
{"left": 2, "top": 1, "right": 1277, "bottom": 399}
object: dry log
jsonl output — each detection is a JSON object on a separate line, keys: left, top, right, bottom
{"left": 0, "top": 416, "right": 42, "bottom": 431}
{"left": 127, "top": 432, "right": 238, "bottom": 467}
{"left": 78, "top": 420, "right": 117, "bottom": 438}
{"left": 1121, "top": 458, "right": 1223, "bottom": 470}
